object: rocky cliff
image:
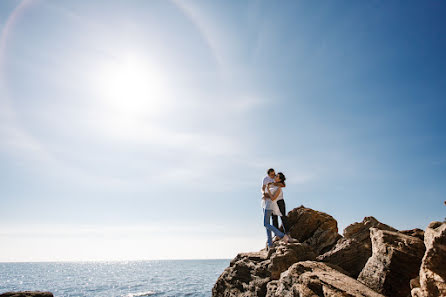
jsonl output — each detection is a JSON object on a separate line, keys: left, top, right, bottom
{"left": 212, "top": 205, "right": 445, "bottom": 297}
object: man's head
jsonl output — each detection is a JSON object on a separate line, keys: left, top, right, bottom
{"left": 267, "top": 168, "right": 275, "bottom": 179}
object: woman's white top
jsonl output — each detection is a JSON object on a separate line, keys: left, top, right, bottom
{"left": 261, "top": 184, "right": 283, "bottom": 216}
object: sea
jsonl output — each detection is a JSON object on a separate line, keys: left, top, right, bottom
{"left": 0, "top": 260, "right": 229, "bottom": 297}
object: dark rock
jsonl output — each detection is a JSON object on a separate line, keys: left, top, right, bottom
{"left": 317, "top": 216, "right": 397, "bottom": 278}
{"left": 358, "top": 228, "right": 426, "bottom": 297}
{"left": 411, "top": 221, "right": 446, "bottom": 297}
{"left": 0, "top": 293, "right": 53, "bottom": 297}
{"left": 265, "top": 261, "right": 385, "bottom": 297}
{"left": 286, "top": 206, "right": 340, "bottom": 254}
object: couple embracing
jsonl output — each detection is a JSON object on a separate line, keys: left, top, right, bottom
{"left": 261, "top": 168, "right": 296, "bottom": 249}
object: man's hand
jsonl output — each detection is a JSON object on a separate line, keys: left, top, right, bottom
{"left": 263, "top": 193, "right": 271, "bottom": 199}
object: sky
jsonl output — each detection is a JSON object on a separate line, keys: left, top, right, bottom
{"left": 0, "top": 0, "right": 445, "bottom": 262}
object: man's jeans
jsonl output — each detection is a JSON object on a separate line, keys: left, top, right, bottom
{"left": 264, "top": 208, "right": 285, "bottom": 247}
{"left": 272, "top": 199, "right": 290, "bottom": 233}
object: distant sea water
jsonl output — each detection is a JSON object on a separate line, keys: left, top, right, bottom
{"left": 0, "top": 260, "right": 229, "bottom": 297}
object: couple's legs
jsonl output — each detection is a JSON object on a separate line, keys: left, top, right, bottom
{"left": 272, "top": 200, "right": 290, "bottom": 233}
{"left": 264, "top": 209, "right": 285, "bottom": 247}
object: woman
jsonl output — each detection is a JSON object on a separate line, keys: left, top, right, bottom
{"left": 262, "top": 172, "right": 291, "bottom": 248}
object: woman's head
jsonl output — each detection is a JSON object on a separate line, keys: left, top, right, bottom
{"left": 274, "top": 172, "right": 286, "bottom": 184}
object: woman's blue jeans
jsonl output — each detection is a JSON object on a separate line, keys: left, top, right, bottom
{"left": 264, "top": 208, "right": 285, "bottom": 247}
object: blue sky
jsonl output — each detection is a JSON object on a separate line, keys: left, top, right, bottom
{"left": 0, "top": 0, "right": 445, "bottom": 261}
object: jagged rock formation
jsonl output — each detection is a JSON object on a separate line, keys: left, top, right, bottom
{"left": 0, "top": 293, "right": 53, "bottom": 297}
{"left": 265, "top": 261, "right": 385, "bottom": 297}
{"left": 317, "top": 216, "right": 397, "bottom": 277}
{"left": 213, "top": 205, "right": 444, "bottom": 297}
{"left": 411, "top": 221, "right": 446, "bottom": 297}
{"left": 357, "top": 228, "right": 426, "bottom": 297}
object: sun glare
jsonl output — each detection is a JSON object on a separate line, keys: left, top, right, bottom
{"left": 96, "top": 54, "right": 168, "bottom": 118}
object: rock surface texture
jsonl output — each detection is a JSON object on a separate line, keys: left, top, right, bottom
{"left": 213, "top": 205, "right": 445, "bottom": 297}
{"left": 0, "top": 293, "right": 54, "bottom": 297}
{"left": 212, "top": 243, "right": 316, "bottom": 297}
{"left": 317, "top": 216, "right": 397, "bottom": 277}
{"left": 411, "top": 221, "right": 446, "bottom": 297}
{"left": 285, "top": 206, "right": 340, "bottom": 254}
{"left": 265, "top": 261, "right": 385, "bottom": 297}
{"left": 358, "top": 228, "right": 426, "bottom": 297}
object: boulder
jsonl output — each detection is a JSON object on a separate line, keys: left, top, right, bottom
{"left": 0, "top": 293, "right": 53, "bottom": 297}
{"left": 265, "top": 261, "right": 385, "bottom": 297}
{"left": 411, "top": 221, "right": 446, "bottom": 297}
{"left": 358, "top": 228, "right": 426, "bottom": 297}
{"left": 286, "top": 206, "right": 341, "bottom": 254}
{"left": 317, "top": 216, "right": 397, "bottom": 277}
{"left": 213, "top": 243, "right": 316, "bottom": 297}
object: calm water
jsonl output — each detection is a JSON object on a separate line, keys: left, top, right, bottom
{"left": 0, "top": 260, "right": 229, "bottom": 297}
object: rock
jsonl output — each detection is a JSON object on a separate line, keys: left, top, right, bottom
{"left": 343, "top": 216, "right": 397, "bottom": 243}
{"left": 358, "top": 228, "right": 426, "bottom": 297}
{"left": 0, "top": 293, "right": 53, "bottom": 297}
{"left": 411, "top": 221, "right": 446, "bottom": 297}
{"left": 265, "top": 261, "right": 385, "bottom": 297}
{"left": 411, "top": 276, "right": 421, "bottom": 290}
{"left": 212, "top": 243, "right": 316, "bottom": 297}
{"left": 268, "top": 242, "right": 317, "bottom": 280}
{"left": 213, "top": 251, "right": 270, "bottom": 297}
{"left": 213, "top": 206, "right": 436, "bottom": 297}
{"left": 316, "top": 238, "right": 368, "bottom": 277}
{"left": 317, "top": 216, "right": 397, "bottom": 278}
{"left": 401, "top": 228, "right": 425, "bottom": 241}
{"left": 286, "top": 206, "right": 341, "bottom": 254}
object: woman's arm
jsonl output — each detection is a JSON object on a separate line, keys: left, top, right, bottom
{"left": 266, "top": 185, "right": 273, "bottom": 198}
{"left": 262, "top": 183, "right": 272, "bottom": 198}
{"left": 267, "top": 185, "right": 281, "bottom": 201}
{"left": 270, "top": 187, "right": 282, "bottom": 201}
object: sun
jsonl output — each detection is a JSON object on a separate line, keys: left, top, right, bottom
{"left": 96, "top": 54, "right": 168, "bottom": 118}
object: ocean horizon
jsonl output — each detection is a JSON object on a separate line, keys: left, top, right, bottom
{"left": 0, "top": 259, "right": 230, "bottom": 297}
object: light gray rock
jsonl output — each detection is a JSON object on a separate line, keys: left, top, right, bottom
{"left": 411, "top": 221, "right": 446, "bottom": 297}
{"left": 265, "top": 261, "right": 385, "bottom": 297}
{"left": 358, "top": 228, "right": 426, "bottom": 297}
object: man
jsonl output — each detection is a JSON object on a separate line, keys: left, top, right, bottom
{"left": 261, "top": 168, "right": 290, "bottom": 234}
{"left": 261, "top": 168, "right": 276, "bottom": 197}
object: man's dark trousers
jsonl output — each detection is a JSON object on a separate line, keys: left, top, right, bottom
{"left": 272, "top": 199, "right": 290, "bottom": 233}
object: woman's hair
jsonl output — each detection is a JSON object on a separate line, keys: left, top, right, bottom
{"left": 277, "top": 172, "right": 286, "bottom": 185}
